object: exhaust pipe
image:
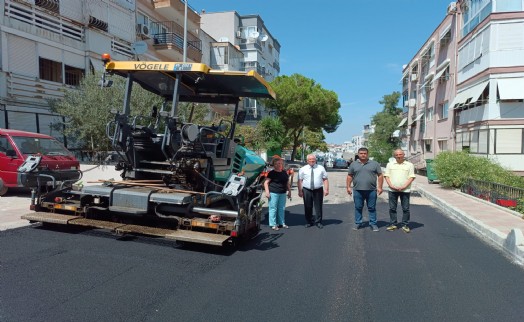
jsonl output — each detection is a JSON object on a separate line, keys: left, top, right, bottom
{"left": 192, "top": 207, "right": 238, "bottom": 218}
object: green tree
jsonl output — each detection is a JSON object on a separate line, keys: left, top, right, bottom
{"left": 257, "top": 116, "right": 285, "bottom": 152}
{"left": 177, "top": 102, "right": 214, "bottom": 125}
{"left": 367, "top": 92, "right": 403, "bottom": 163}
{"left": 49, "top": 72, "right": 163, "bottom": 153}
{"left": 304, "top": 129, "right": 328, "bottom": 152}
{"left": 264, "top": 74, "right": 341, "bottom": 160}
{"left": 236, "top": 124, "right": 263, "bottom": 152}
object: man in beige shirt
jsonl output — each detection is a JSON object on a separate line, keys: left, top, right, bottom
{"left": 384, "top": 149, "right": 416, "bottom": 233}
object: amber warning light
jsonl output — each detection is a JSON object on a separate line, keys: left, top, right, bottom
{"left": 101, "top": 53, "right": 111, "bottom": 64}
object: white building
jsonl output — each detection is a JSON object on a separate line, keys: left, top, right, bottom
{"left": 200, "top": 11, "right": 281, "bottom": 123}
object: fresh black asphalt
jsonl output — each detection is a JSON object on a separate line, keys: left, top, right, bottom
{"left": 1, "top": 188, "right": 524, "bottom": 321}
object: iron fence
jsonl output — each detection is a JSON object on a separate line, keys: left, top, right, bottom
{"left": 461, "top": 178, "right": 524, "bottom": 208}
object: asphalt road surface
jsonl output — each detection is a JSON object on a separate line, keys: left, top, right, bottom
{"left": 1, "top": 169, "right": 523, "bottom": 322}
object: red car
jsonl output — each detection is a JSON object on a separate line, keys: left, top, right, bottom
{"left": 0, "top": 129, "right": 80, "bottom": 195}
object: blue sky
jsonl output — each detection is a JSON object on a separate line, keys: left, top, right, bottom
{"left": 190, "top": 0, "right": 453, "bottom": 144}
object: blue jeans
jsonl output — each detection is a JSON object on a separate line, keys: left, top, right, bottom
{"left": 353, "top": 190, "right": 377, "bottom": 226}
{"left": 388, "top": 191, "right": 411, "bottom": 226}
{"left": 268, "top": 192, "right": 287, "bottom": 226}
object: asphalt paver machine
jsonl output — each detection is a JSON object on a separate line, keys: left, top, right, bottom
{"left": 22, "top": 55, "right": 276, "bottom": 246}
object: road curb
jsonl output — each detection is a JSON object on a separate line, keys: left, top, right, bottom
{"left": 416, "top": 185, "right": 524, "bottom": 265}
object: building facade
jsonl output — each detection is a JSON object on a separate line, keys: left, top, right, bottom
{"left": 0, "top": 0, "right": 278, "bottom": 146}
{"left": 200, "top": 11, "right": 281, "bottom": 123}
{"left": 401, "top": 0, "right": 524, "bottom": 174}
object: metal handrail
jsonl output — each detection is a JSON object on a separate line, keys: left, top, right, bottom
{"left": 461, "top": 178, "right": 524, "bottom": 208}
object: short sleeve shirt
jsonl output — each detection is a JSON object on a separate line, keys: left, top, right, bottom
{"left": 267, "top": 170, "right": 289, "bottom": 194}
{"left": 298, "top": 164, "right": 328, "bottom": 190}
{"left": 347, "top": 159, "right": 382, "bottom": 190}
{"left": 384, "top": 160, "right": 416, "bottom": 192}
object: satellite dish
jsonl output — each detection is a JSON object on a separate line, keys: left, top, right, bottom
{"left": 260, "top": 34, "right": 268, "bottom": 42}
{"left": 218, "top": 36, "right": 229, "bottom": 42}
{"left": 131, "top": 41, "right": 147, "bottom": 55}
{"left": 250, "top": 31, "right": 260, "bottom": 39}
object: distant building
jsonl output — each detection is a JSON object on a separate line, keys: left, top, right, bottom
{"left": 200, "top": 11, "right": 281, "bottom": 124}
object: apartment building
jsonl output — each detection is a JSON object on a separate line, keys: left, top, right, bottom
{"left": 0, "top": 0, "right": 206, "bottom": 144}
{"left": 400, "top": 4, "right": 458, "bottom": 168}
{"left": 200, "top": 11, "right": 281, "bottom": 123}
{"left": 401, "top": 0, "right": 524, "bottom": 174}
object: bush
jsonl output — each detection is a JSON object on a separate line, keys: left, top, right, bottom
{"left": 434, "top": 151, "right": 524, "bottom": 189}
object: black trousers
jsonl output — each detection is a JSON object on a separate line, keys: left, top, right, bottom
{"left": 302, "top": 187, "right": 324, "bottom": 224}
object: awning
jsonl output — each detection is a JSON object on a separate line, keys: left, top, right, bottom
{"left": 399, "top": 70, "right": 409, "bottom": 83}
{"left": 497, "top": 78, "right": 524, "bottom": 100}
{"left": 410, "top": 112, "right": 425, "bottom": 125}
{"left": 433, "top": 67, "right": 448, "bottom": 82}
{"left": 450, "top": 80, "right": 489, "bottom": 109}
{"left": 392, "top": 130, "right": 400, "bottom": 138}
{"left": 420, "top": 72, "right": 434, "bottom": 88}
{"left": 397, "top": 117, "right": 408, "bottom": 127}
{"left": 90, "top": 57, "right": 105, "bottom": 71}
{"left": 439, "top": 24, "right": 452, "bottom": 41}
{"left": 436, "top": 58, "right": 450, "bottom": 71}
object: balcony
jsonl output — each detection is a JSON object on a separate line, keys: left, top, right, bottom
{"left": 152, "top": 0, "right": 200, "bottom": 26}
{"left": 151, "top": 21, "right": 202, "bottom": 62}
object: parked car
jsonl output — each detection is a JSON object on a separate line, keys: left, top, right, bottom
{"left": 0, "top": 129, "right": 80, "bottom": 195}
{"left": 332, "top": 158, "right": 349, "bottom": 169}
{"left": 316, "top": 156, "right": 327, "bottom": 168}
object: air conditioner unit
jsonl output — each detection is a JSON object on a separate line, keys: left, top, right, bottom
{"left": 404, "top": 100, "right": 409, "bottom": 107}
{"left": 408, "top": 98, "right": 416, "bottom": 108}
{"left": 137, "top": 24, "right": 150, "bottom": 38}
{"left": 447, "top": 2, "right": 457, "bottom": 14}
{"left": 236, "top": 30, "right": 242, "bottom": 38}
{"left": 411, "top": 74, "right": 418, "bottom": 82}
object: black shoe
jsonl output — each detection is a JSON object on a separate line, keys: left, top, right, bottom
{"left": 316, "top": 223, "right": 323, "bottom": 229}
{"left": 305, "top": 223, "right": 313, "bottom": 228}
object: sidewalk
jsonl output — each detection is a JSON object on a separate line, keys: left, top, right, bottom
{"left": 413, "top": 174, "right": 524, "bottom": 265}
{"left": 0, "top": 164, "right": 121, "bottom": 231}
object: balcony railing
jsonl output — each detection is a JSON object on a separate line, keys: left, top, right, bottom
{"left": 150, "top": 21, "right": 202, "bottom": 62}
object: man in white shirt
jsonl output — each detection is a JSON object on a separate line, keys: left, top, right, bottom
{"left": 298, "top": 154, "right": 329, "bottom": 228}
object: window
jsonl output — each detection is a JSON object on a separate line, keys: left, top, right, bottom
{"left": 439, "top": 102, "right": 449, "bottom": 119}
{"left": 0, "top": 136, "right": 13, "bottom": 154}
{"left": 425, "top": 139, "right": 432, "bottom": 152}
{"left": 39, "top": 57, "right": 83, "bottom": 86}
{"left": 478, "top": 130, "right": 488, "bottom": 154}
{"left": 39, "top": 57, "right": 62, "bottom": 83}
{"left": 242, "top": 26, "right": 258, "bottom": 39}
{"left": 470, "top": 130, "right": 479, "bottom": 153}
{"left": 427, "top": 107, "right": 434, "bottom": 121}
{"left": 462, "top": 1, "right": 492, "bottom": 36}
{"left": 65, "top": 65, "right": 83, "bottom": 86}
{"left": 438, "top": 140, "right": 448, "bottom": 151}
{"left": 137, "top": 12, "right": 150, "bottom": 27}
{"left": 495, "top": 129, "right": 523, "bottom": 154}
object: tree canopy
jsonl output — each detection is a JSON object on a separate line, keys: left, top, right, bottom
{"left": 367, "top": 92, "right": 403, "bottom": 163}
{"left": 49, "top": 72, "right": 217, "bottom": 154}
{"left": 264, "top": 74, "right": 341, "bottom": 160}
{"left": 49, "top": 72, "right": 163, "bottom": 152}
